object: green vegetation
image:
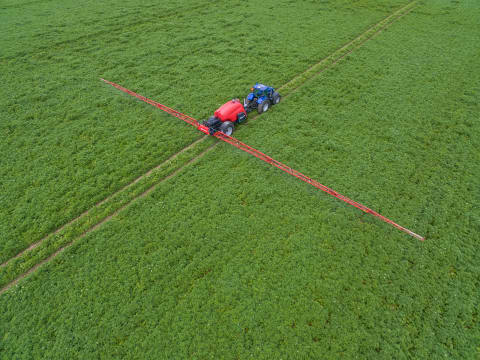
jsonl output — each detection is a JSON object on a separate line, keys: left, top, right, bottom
{"left": 0, "top": 0, "right": 415, "bottom": 286}
{"left": 0, "top": 136, "right": 216, "bottom": 289}
{"left": 1, "top": 0, "right": 479, "bottom": 359}
{"left": 0, "top": 0, "right": 408, "bottom": 262}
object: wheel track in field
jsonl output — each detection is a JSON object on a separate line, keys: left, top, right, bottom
{"left": 280, "top": 1, "right": 418, "bottom": 99}
{"left": 0, "top": 1, "right": 417, "bottom": 295}
{"left": 0, "top": 143, "right": 217, "bottom": 295}
{"left": 0, "top": 136, "right": 207, "bottom": 269}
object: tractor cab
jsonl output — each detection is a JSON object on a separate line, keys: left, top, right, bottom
{"left": 248, "top": 83, "right": 271, "bottom": 100}
{"left": 243, "top": 83, "right": 281, "bottom": 114}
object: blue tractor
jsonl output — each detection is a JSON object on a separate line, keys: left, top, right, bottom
{"left": 243, "top": 83, "right": 281, "bottom": 114}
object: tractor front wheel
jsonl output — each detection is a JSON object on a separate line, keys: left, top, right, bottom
{"left": 258, "top": 100, "right": 270, "bottom": 114}
{"left": 219, "top": 121, "right": 234, "bottom": 136}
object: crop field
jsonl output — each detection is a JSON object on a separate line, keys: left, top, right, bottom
{"left": 1, "top": 0, "right": 479, "bottom": 358}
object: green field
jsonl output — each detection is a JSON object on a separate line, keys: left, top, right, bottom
{"left": 0, "top": 0, "right": 410, "bottom": 262}
{"left": 1, "top": 0, "right": 479, "bottom": 358}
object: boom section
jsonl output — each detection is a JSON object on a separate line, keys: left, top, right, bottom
{"left": 215, "top": 132, "right": 424, "bottom": 241}
{"left": 100, "top": 78, "right": 200, "bottom": 128}
{"left": 101, "top": 78, "right": 424, "bottom": 241}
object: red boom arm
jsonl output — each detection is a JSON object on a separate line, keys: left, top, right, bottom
{"left": 101, "top": 79, "right": 424, "bottom": 241}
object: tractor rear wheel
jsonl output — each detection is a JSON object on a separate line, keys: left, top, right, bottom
{"left": 272, "top": 92, "right": 281, "bottom": 105}
{"left": 219, "top": 121, "right": 234, "bottom": 136}
{"left": 257, "top": 100, "right": 270, "bottom": 114}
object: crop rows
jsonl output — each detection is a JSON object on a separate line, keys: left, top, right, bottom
{"left": 0, "top": 0, "right": 215, "bottom": 59}
{"left": 1, "top": 0, "right": 410, "bottom": 263}
{"left": 0, "top": 136, "right": 217, "bottom": 292}
{"left": 0, "top": 0, "right": 414, "bottom": 280}
{"left": 1, "top": 0, "right": 478, "bottom": 358}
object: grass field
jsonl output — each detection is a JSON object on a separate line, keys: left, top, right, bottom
{"left": 0, "top": 0, "right": 409, "bottom": 263}
{"left": 1, "top": 0, "right": 479, "bottom": 358}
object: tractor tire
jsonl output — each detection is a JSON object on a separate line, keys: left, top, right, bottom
{"left": 272, "top": 92, "right": 281, "bottom": 105}
{"left": 219, "top": 121, "right": 234, "bottom": 136}
{"left": 257, "top": 100, "right": 270, "bottom": 114}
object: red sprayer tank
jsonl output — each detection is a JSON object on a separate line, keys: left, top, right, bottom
{"left": 214, "top": 99, "right": 246, "bottom": 122}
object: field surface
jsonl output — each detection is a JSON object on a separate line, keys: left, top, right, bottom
{"left": 1, "top": 0, "right": 479, "bottom": 358}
